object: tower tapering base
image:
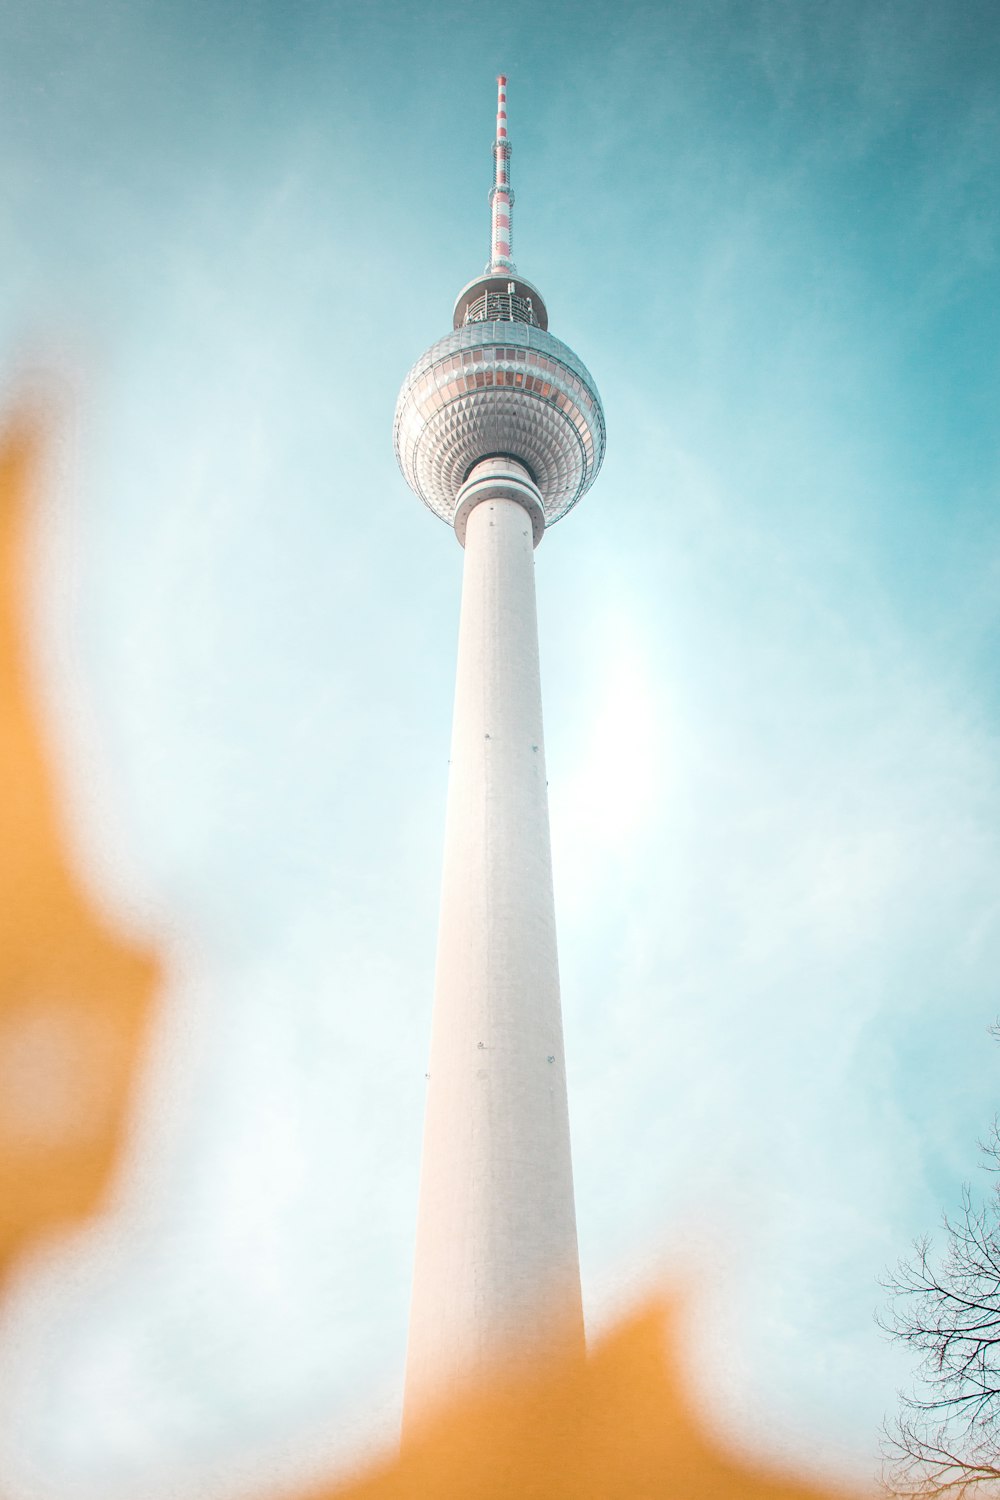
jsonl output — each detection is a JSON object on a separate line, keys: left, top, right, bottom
{"left": 402, "top": 462, "right": 585, "bottom": 1434}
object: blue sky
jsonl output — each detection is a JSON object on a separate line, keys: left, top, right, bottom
{"left": 0, "top": 0, "right": 998, "bottom": 1495}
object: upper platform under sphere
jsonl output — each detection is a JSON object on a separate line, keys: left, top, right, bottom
{"left": 394, "top": 317, "right": 606, "bottom": 530}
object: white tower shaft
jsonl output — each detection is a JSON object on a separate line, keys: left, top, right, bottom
{"left": 403, "top": 467, "right": 584, "bottom": 1431}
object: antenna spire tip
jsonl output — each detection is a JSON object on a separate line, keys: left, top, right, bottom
{"left": 490, "top": 74, "right": 514, "bottom": 273}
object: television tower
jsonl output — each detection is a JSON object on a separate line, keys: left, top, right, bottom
{"left": 394, "top": 75, "right": 606, "bottom": 1430}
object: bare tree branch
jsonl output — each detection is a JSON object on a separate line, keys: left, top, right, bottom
{"left": 880, "top": 1106, "right": 1000, "bottom": 1498}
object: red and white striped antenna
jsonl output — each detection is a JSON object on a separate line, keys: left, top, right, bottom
{"left": 489, "top": 74, "right": 515, "bottom": 273}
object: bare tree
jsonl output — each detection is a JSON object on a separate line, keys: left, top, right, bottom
{"left": 880, "top": 1121, "right": 1000, "bottom": 1498}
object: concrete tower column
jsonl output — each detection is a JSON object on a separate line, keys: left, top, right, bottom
{"left": 393, "top": 75, "right": 605, "bottom": 1438}
{"left": 403, "top": 459, "right": 584, "bottom": 1430}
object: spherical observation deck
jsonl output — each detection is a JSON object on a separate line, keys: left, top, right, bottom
{"left": 394, "top": 306, "right": 606, "bottom": 534}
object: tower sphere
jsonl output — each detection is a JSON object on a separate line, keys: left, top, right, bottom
{"left": 393, "top": 314, "right": 605, "bottom": 533}
{"left": 393, "top": 82, "right": 605, "bottom": 537}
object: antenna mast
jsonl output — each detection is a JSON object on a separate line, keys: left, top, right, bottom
{"left": 489, "top": 74, "right": 514, "bottom": 273}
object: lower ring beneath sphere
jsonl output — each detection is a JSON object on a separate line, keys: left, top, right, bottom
{"left": 453, "top": 457, "right": 546, "bottom": 548}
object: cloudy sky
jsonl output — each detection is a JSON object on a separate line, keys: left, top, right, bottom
{"left": 0, "top": 1, "right": 998, "bottom": 1495}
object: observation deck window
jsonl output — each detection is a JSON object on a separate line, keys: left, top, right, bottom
{"left": 462, "top": 290, "right": 540, "bottom": 327}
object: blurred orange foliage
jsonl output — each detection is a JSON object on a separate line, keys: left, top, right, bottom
{"left": 0, "top": 412, "right": 869, "bottom": 1500}
{"left": 0, "top": 414, "right": 159, "bottom": 1278}
{"left": 301, "top": 1299, "right": 865, "bottom": 1500}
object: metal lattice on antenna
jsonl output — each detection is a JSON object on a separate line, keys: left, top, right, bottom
{"left": 489, "top": 74, "right": 514, "bottom": 273}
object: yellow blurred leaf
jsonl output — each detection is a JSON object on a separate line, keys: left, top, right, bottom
{"left": 303, "top": 1299, "right": 865, "bottom": 1500}
{"left": 0, "top": 414, "right": 159, "bottom": 1275}
{"left": 0, "top": 411, "right": 871, "bottom": 1500}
